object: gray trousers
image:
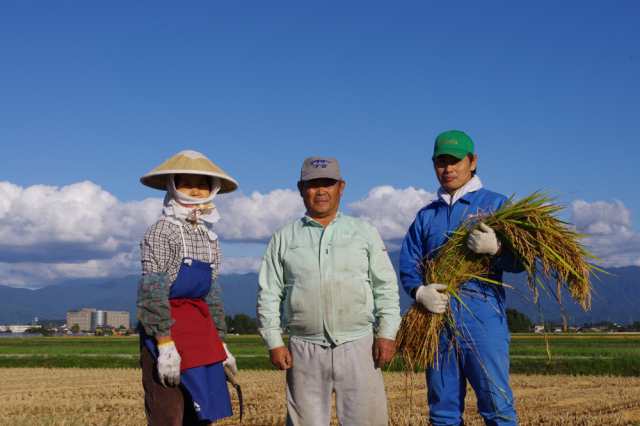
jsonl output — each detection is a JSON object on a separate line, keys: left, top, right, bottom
{"left": 286, "top": 334, "right": 389, "bottom": 426}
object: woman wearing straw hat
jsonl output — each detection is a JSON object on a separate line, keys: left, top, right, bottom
{"left": 137, "top": 150, "right": 238, "bottom": 425}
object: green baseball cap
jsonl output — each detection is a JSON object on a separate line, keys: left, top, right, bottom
{"left": 432, "top": 130, "right": 474, "bottom": 160}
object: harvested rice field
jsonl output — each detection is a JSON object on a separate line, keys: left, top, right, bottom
{"left": 1, "top": 369, "right": 639, "bottom": 425}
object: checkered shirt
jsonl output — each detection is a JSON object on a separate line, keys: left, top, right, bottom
{"left": 136, "top": 218, "right": 226, "bottom": 339}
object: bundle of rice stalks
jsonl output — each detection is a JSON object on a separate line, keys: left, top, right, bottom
{"left": 395, "top": 192, "right": 602, "bottom": 370}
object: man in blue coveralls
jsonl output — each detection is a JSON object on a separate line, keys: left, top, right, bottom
{"left": 400, "top": 130, "right": 524, "bottom": 426}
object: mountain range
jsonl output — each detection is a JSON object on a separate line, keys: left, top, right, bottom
{"left": 1, "top": 253, "right": 638, "bottom": 325}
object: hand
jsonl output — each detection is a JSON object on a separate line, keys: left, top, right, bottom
{"left": 222, "top": 343, "right": 237, "bottom": 375}
{"left": 415, "top": 283, "right": 449, "bottom": 314}
{"left": 157, "top": 340, "right": 181, "bottom": 386}
{"left": 269, "top": 346, "right": 293, "bottom": 370}
{"left": 467, "top": 223, "right": 501, "bottom": 255}
{"left": 373, "top": 337, "right": 396, "bottom": 368}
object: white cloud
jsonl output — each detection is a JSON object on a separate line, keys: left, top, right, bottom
{"left": 220, "top": 257, "right": 262, "bottom": 275}
{"left": 348, "top": 186, "right": 436, "bottom": 240}
{"left": 571, "top": 200, "right": 640, "bottom": 267}
{"left": 0, "top": 181, "right": 300, "bottom": 286}
{"left": 215, "top": 189, "right": 304, "bottom": 241}
{"left": 0, "top": 181, "right": 161, "bottom": 263}
{"left": 1, "top": 180, "right": 639, "bottom": 288}
{"left": 0, "top": 250, "right": 138, "bottom": 288}
{"left": 0, "top": 251, "right": 262, "bottom": 288}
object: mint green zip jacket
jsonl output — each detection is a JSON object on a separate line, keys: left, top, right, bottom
{"left": 257, "top": 213, "right": 401, "bottom": 349}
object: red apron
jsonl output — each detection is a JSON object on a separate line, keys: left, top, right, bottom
{"left": 170, "top": 298, "right": 226, "bottom": 371}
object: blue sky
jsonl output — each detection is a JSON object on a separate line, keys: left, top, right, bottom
{"left": 1, "top": 2, "right": 639, "bottom": 286}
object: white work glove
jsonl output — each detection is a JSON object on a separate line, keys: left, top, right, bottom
{"left": 415, "top": 283, "right": 450, "bottom": 314}
{"left": 467, "top": 223, "right": 501, "bottom": 255}
{"left": 222, "top": 343, "right": 237, "bottom": 375}
{"left": 157, "top": 341, "right": 181, "bottom": 387}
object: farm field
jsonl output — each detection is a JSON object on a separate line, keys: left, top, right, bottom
{"left": 509, "top": 333, "right": 640, "bottom": 376}
{"left": 1, "top": 334, "right": 639, "bottom": 376}
{"left": 0, "top": 368, "right": 639, "bottom": 425}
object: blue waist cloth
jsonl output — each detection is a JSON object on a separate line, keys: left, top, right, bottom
{"left": 182, "top": 362, "right": 233, "bottom": 422}
{"left": 140, "top": 331, "right": 232, "bottom": 422}
{"left": 141, "top": 256, "right": 232, "bottom": 422}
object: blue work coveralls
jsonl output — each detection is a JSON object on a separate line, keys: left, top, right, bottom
{"left": 400, "top": 187, "right": 524, "bottom": 426}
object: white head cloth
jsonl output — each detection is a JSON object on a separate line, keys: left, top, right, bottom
{"left": 161, "top": 174, "right": 222, "bottom": 241}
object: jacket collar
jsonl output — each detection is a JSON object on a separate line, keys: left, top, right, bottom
{"left": 302, "top": 211, "right": 342, "bottom": 227}
{"left": 437, "top": 175, "right": 483, "bottom": 206}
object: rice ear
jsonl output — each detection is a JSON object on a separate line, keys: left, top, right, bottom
{"left": 396, "top": 192, "right": 601, "bottom": 370}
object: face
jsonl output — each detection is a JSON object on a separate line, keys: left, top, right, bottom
{"left": 433, "top": 154, "right": 477, "bottom": 194}
{"left": 174, "top": 174, "right": 211, "bottom": 199}
{"left": 298, "top": 178, "right": 345, "bottom": 219}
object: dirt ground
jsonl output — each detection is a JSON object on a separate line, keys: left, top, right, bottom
{"left": 0, "top": 369, "right": 639, "bottom": 425}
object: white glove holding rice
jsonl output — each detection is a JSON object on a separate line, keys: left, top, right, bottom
{"left": 223, "top": 343, "right": 237, "bottom": 375}
{"left": 157, "top": 341, "right": 181, "bottom": 386}
{"left": 467, "top": 223, "right": 501, "bottom": 255}
{"left": 416, "top": 283, "right": 450, "bottom": 314}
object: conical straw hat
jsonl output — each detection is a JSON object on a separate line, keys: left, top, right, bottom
{"left": 140, "top": 150, "right": 238, "bottom": 193}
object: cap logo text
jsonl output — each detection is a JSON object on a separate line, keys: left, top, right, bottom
{"left": 311, "top": 159, "right": 331, "bottom": 168}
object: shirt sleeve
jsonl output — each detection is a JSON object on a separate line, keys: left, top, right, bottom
{"left": 136, "top": 226, "right": 173, "bottom": 338}
{"left": 366, "top": 225, "right": 401, "bottom": 340}
{"left": 206, "top": 280, "right": 227, "bottom": 340}
{"left": 205, "top": 240, "right": 227, "bottom": 339}
{"left": 256, "top": 233, "right": 286, "bottom": 349}
{"left": 141, "top": 221, "right": 174, "bottom": 275}
{"left": 399, "top": 213, "right": 426, "bottom": 298}
{"left": 206, "top": 239, "right": 227, "bottom": 339}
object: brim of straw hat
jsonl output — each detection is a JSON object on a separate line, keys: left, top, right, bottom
{"left": 140, "top": 151, "right": 239, "bottom": 193}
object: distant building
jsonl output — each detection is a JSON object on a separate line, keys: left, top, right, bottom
{"left": 0, "top": 324, "right": 42, "bottom": 333}
{"left": 66, "top": 308, "right": 130, "bottom": 332}
{"left": 106, "top": 310, "right": 130, "bottom": 330}
{"left": 66, "top": 309, "right": 93, "bottom": 331}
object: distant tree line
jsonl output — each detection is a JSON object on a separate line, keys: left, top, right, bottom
{"left": 225, "top": 314, "right": 258, "bottom": 334}
{"left": 223, "top": 309, "right": 540, "bottom": 335}
{"left": 505, "top": 309, "right": 640, "bottom": 332}
{"left": 506, "top": 309, "right": 533, "bottom": 332}
{"left": 224, "top": 310, "right": 640, "bottom": 335}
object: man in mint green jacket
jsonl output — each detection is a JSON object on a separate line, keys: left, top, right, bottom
{"left": 257, "top": 157, "right": 401, "bottom": 426}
